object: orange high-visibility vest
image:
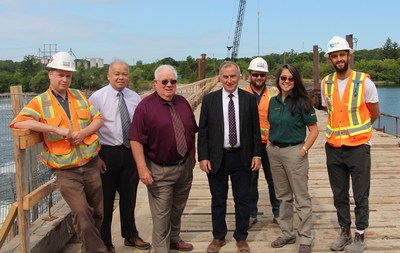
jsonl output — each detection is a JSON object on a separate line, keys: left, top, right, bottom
{"left": 10, "top": 88, "right": 101, "bottom": 169}
{"left": 246, "top": 85, "right": 278, "bottom": 143}
{"left": 322, "top": 71, "right": 372, "bottom": 147}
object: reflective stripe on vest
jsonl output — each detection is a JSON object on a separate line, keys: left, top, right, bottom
{"left": 246, "top": 85, "right": 277, "bottom": 143}
{"left": 37, "top": 89, "right": 99, "bottom": 169}
{"left": 323, "top": 71, "right": 372, "bottom": 146}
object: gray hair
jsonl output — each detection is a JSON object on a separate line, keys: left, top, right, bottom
{"left": 154, "top": 65, "right": 177, "bottom": 80}
{"left": 219, "top": 61, "right": 241, "bottom": 76}
{"left": 108, "top": 60, "right": 129, "bottom": 73}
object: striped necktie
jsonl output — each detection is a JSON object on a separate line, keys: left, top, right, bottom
{"left": 168, "top": 102, "right": 188, "bottom": 157}
{"left": 118, "top": 92, "right": 131, "bottom": 148}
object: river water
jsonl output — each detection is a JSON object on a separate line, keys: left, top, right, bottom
{"left": 374, "top": 86, "right": 400, "bottom": 135}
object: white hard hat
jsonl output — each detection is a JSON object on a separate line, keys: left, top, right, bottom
{"left": 324, "top": 36, "right": 354, "bottom": 58}
{"left": 46, "top": 52, "right": 76, "bottom": 71}
{"left": 248, "top": 57, "right": 268, "bottom": 72}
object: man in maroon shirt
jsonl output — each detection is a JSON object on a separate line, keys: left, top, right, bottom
{"left": 130, "top": 64, "right": 198, "bottom": 253}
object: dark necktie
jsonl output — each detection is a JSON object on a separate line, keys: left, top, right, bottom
{"left": 168, "top": 102, "right": 188, "bottom": 157}
{"left": 228, "top": 94, "right": 237, "bottom": 147}
{"left": 118, "top": 92, "right": 131, "bottom": 148}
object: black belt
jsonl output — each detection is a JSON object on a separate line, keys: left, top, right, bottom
{"left": 101, "top": 144, "right": 130, "bottom": 150}
{"left": 223, "top": 147, "right": 240, "bottom": 152}
{"left": 272, "top": 141, "right": 303, "bottom": 148}
{"left": 152, "top": 157, "right": 187, "bottom": 167}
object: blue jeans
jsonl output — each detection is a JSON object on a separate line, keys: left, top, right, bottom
{"left": 249, "top": 144, "right": 280, "bottom": 218}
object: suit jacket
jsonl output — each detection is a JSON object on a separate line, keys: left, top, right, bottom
{"left": 198, "top": 88, "right": 262, "bottom": 173}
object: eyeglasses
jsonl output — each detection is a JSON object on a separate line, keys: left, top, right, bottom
{"left": 251, "top": 73, "right": 266, "bottom": 78}
{"left": 280, "top": 76, "right": 295, "bottom": 82}
{"left": 159, "top": 79, "right": 177, "bottom": 85}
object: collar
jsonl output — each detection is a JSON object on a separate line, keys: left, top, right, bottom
{"left": 249, "top": 84, "right": 266, "bottom": 96}
{"left": 154, "top": 91, "right": 176, "bottom": 105}
{"left": 108, "top": 84, "right": 126, "bottom": 97}
{"left": 51, "top": 89, "right": 68, "bottom": 100}
{"left": 222, "top": 88, "right": 239, "bottom": 98}
{"left": 276, "top": 91, "right": 294, "bottom": 102}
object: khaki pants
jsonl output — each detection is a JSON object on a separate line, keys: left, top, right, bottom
{"left": 267, "top": 144, "right": 313, "bottom": 245}
{"left": 146, "top": 157, "right": 193, "bottom": 253}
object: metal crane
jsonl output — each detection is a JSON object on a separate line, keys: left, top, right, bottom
{"left": 227, "top": 0, "right": 247, "bottom": 60}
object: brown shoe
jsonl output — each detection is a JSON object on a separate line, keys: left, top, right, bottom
{"left": 124, "top": 236, "right": 151, "bottom": 250}
{"left": 170, "top": 240, "right": 194, "bottom": 251}
{"left": 236, "top": 240, "right": 250, "bottom": 253}
{"left": 207, "top": 239, "right": 226, "bottom": 253}
{"left": 271, "top": 236, "right": 296, "bottom": 248}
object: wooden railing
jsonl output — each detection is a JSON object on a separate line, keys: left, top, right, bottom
{"left": 0, "top": 77, "right": 219, "bottom": 252}
{"left": 184, "top": 76, "right": 219, "bottom": 109}
{"left": 0, "top": 86, "right": 49, "bottom": 252}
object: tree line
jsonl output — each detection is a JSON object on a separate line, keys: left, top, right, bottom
{"left": 0, "top": 38, "right": 399, "bottom": 94}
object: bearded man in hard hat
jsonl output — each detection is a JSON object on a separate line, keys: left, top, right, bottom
{"left": 10, "top": 52, "right": 106, "bottom": 253}
{"left": 321, "top": 36, "right": 380, "bottom": 253}
{"left": 246, "top": 57, "right": 280, "bottom": 228}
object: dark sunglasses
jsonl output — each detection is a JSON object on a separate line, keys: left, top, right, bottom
{"left": 251, "top": 73, "right": 266, "bottom": 78}
{"left": 159, "top": 79, "right": 177, "bottom": 85}
{"left": 280, "top": 76, "right": 295, "bottom": 82}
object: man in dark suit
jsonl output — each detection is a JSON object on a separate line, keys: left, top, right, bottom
{"left": 198, "top": 61, "right": 262, "bottom": 253}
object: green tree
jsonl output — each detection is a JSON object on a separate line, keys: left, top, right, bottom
{"left": 130, "top": 67, "right": 144, "bottom": 91}
{"left": 157, "top": 57, "right": 178, "bottom": 67}
{"left": 29, "top": 70, "right": 49, "bottom": 93}
{"left": 19, "top": 55, "right": 43, "bottom": 91}
{"left": 381, "top": 37, "right": 399, "bottom": 59}
{"left": 0, "top": 71, "right": 14, "bottom": 93}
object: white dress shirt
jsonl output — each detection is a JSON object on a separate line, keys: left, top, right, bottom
{"left": 89, "top": 84, "right": 141, "bottom": 146}
{"left": 222, "top": 88, "right": 240, "bottom": 148}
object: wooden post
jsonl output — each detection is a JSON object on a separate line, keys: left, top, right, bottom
{"left": 346, "top": 34, "right": 354, "bottom": 69}
{"left": 10, "top": 85, "right": 31, "bottom": 253}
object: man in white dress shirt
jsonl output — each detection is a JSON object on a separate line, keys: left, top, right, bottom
{"left": 89, "top": 60, "right": 150, "bottom": 252}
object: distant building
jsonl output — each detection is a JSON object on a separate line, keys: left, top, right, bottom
{"left": 76, "top": 59, "right": 90, "bottom": 69}
{"left": 76, "top": 58, "right": 104, "bottom": 69}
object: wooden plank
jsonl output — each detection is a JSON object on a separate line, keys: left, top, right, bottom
{"left": 10, "top": 85, "right": 24, "bottom": 116}
{"left": 11, "top": 129, "right": 42, "bottom": 149}
{"left": 19, "top": 132, "right": 42, "bottom": 150}
{"left": 11, "top": 85, "right": 31, "bottom": 253}
{"left": 0, "top": 203, "right": 18, "bottom": 248}
{"left": 23, "top": 179, "right": 55, "bottom": 211}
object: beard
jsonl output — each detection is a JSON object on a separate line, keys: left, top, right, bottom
{"left": 333, "top": 61, "right": 349, "bottom": 74}
{"left": 250, "top": 80, "right": 266, "bottom": 88}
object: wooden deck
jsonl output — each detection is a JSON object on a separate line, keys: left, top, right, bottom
{"left": 62, "top": 107, "right": 400, "bottom": 253}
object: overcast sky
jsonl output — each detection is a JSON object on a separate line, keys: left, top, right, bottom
{"left": 0, "top": 0, "right": 399, "bottom": 64}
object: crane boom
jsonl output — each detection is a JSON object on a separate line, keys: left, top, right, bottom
{"left": 229, "top": 0, "right": 247, "bottom": 60}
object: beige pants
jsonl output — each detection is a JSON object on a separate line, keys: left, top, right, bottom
{"left": 146, "top": 157, "right": 193, "bottom": 253}
{"left": 267, "top": 144, "right": 313, "bottom": 245}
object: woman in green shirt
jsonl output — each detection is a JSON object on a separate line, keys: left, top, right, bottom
{"left": 267, "top": 64, "right": 319, "bottom": 253}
